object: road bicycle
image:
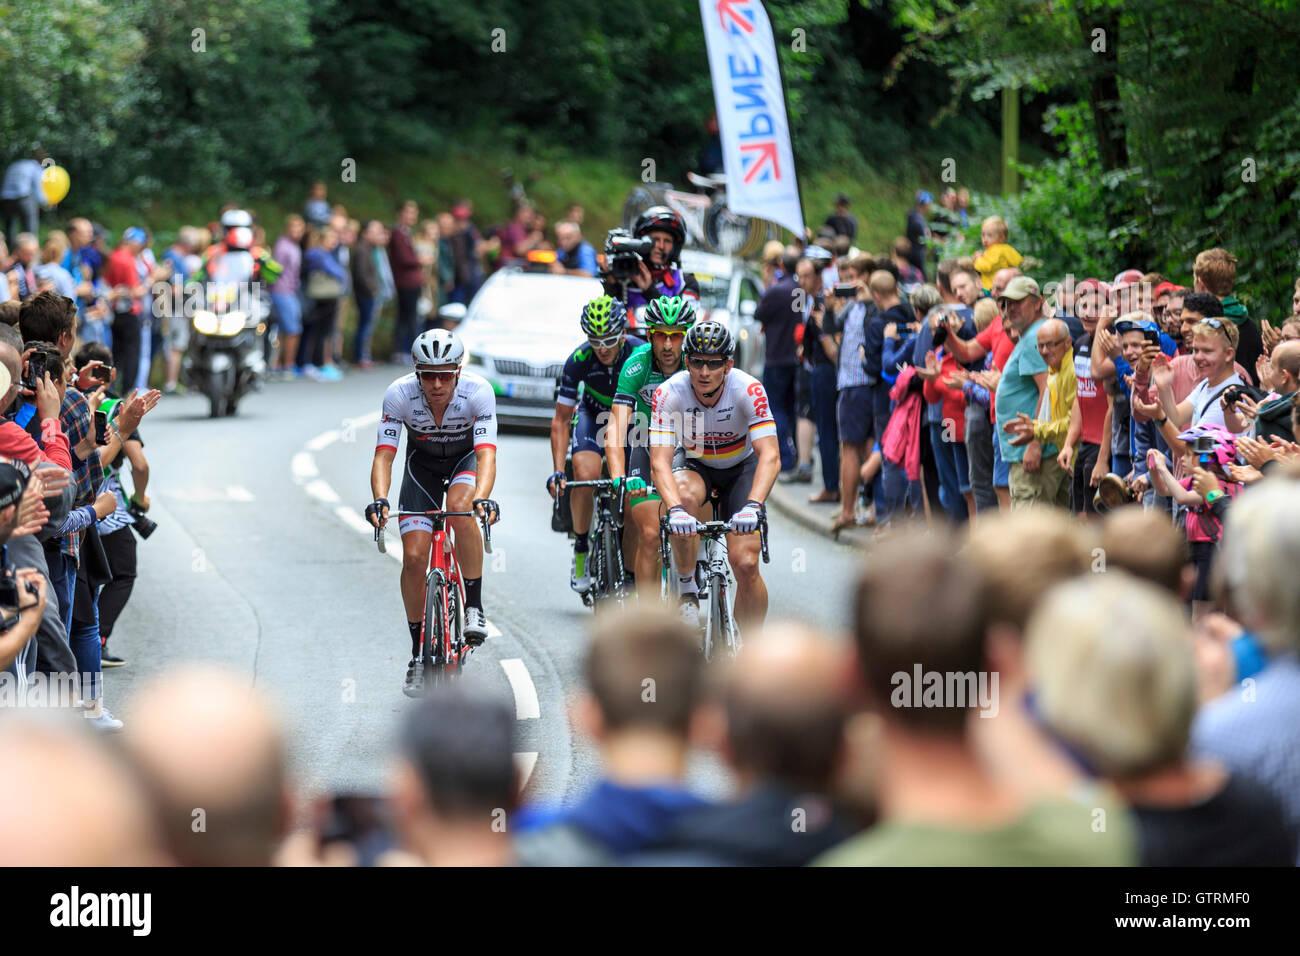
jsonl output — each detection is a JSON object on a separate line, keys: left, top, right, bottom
{"left": 556, "top": 477, "right": 629, "bottom": 611}
{"left": 622, "top": 174, "right": 778, "bottom": 259}
{"left": 376, "top": 494, "right": 495, "bottom": 687}
{"left": 659, "top": 493, "right": 770, "bottom": 661}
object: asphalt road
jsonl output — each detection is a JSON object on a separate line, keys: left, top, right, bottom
{"left": 105, "top": 367, "right": 865, "bottom": 806}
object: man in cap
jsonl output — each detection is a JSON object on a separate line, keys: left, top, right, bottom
{"left": 993, "top": 276, "right": 1055, "bottom": 508}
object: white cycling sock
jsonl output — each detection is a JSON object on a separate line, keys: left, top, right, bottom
{"left": 678, "top": 574, "right": 698, "bottom": 595}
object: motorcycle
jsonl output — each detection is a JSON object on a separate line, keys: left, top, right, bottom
{"left": 181, "top": 255, "right": 269, "bottom": 417}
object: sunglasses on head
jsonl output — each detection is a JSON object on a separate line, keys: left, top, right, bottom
{"left": 588, "top": 334, "right": 623, "bottom": 350}
{"left": 416, "top": 368, "right": 458, "bottom": 383}
{"left": 687, "top": 356, "right": 728, "bottom": 371}
{"left": 1201, "top": 317, "right": 1226, "bottom": 330}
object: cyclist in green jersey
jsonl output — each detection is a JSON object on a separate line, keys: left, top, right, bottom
{"left": 605, "top": 295, "right": 696, "bottom": 595}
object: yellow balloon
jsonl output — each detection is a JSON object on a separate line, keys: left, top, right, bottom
{"left": 40, "top": 165, "right": 70, "bottom": 206}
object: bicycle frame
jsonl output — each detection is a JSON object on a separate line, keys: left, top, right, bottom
{"left": 659, "top": 512, "right": 769, "bottom": 661}
{"left": 562, "top": 478, "right": 628, "bottom": 610}
{"left": 376, "top": 505, "right": 493, "bottom": 682}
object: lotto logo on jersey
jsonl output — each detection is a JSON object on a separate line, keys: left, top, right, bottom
{"left": 746, "top": 381, "right": 770, "bottom": 418}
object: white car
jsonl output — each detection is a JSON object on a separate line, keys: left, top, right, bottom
{"left": 449, "top": 267, "right": 604, "bottom": 426}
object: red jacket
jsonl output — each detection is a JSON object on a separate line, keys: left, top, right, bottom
{"left": 0, "top": 417, "right": 73, "bottom": 470}
{"left": 922, "top": 349, "right": 967, "bottom": 443}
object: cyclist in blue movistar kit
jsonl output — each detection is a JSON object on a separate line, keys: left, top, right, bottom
{"left": 547, "top": 295, "right": 644, "bottom": 593}
{"left": 605, "top": 207, "right": 701, "bottom": 316}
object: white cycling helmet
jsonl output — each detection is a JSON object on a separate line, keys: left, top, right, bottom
{"left": 220, "top": 209, "right": 253, "bottom": 229}
{"left": 412, "top": 329, "right": 464, "bottom": 367}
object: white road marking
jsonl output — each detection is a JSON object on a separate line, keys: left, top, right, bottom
{"left": 513, "top": 751, "right": 539, "bottom": 791}
{"left": 334, "top": 506, "right": 375, "bottom": 536}
{"left": 291, "top": 452, "right": 318, "bottom": 482}
{"left": 226, "top": 485, "right": 255, "bottom": 502}
{"left": 500, "top": 658, "right": 540, "bottom": 720}
{"left": 304, "top": 479, "right": 339, "bottom": 504}
{"left": 306, "top": 429, "right": 341, "bottom": 452}
{"left": 486, "top": 621, "right": 502, "bottom": 639}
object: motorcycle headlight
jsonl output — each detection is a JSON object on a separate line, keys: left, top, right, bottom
{"left": 219, "top": 311, "right": 247, "bottom": 336}
{"left": 193, "top": 310, "right": 219, "bottom": 335}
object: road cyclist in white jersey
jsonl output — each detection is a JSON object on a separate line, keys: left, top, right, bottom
{"left": 366, "top": 328, "right": 501, "bottom": 696}
{"left": 649, "top": 319, "right": 781, "bottom": 631}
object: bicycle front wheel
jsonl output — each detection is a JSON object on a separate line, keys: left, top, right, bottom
{"left": 423, "top": 571, "right": 449, "bottom": 688}
{"left": 596, "top": 523, "right": 622, "bottom": 612}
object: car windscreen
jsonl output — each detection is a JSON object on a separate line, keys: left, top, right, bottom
{"left": 465, "top": 276, "right": 601, "bottom": 330}
{"left": 691, "top": 273, "right": 729, "bottom": 312}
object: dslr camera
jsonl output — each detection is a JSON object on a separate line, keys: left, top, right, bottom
{"left": 0, "top": 565, "right": 39, "bottom": 610}
{"left": 1220, "top": 382, "right": 1266, "bottom": 409}
{"left": 602, "top": 228, "right": 655, "bottom": 283}
{"left": 128, "top": 501, "right": 158, "bottom": 539}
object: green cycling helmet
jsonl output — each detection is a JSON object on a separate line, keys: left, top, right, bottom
{"left": 580, "top": 295, "right": 629, "bottom": 338}
{"left": 644, "top": 295, "right": 697, "bottom": 332}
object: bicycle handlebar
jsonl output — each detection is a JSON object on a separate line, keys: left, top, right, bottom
{"left": 658, "top": 513, "right": 770, "bottom": 565}
{"left": 373, "top": 508, "right": 495, "bottom": 554}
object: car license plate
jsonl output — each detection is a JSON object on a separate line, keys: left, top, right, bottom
{"left": 505, "top": 379, "right": 554, "bottom": 402}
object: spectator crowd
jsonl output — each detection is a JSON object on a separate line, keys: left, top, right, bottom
{"left": 0, "top": 169, "right": 601, "bottom": 388}
{"left": 753, "top": 192, "right": 1300, "bottom": 603}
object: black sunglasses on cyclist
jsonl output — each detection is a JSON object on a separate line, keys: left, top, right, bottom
{"left": 687, "top": 357, "right": 728, "bottom": 371}
{"left": 417, "top": 369, "right": 458, "bottom": 383}
{"left": 588, "top": 334, "right": 623, "bottom": 350}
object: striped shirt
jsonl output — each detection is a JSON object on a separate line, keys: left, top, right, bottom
{"left": 836, "top": 300, "right": 871, "bottom": 390}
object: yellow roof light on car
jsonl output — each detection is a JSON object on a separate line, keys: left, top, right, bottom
{"left": 526, "top": 250, "right": 557, "bottom": 264}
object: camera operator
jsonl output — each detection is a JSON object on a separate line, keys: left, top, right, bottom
{"left": 602, "top": 207, "right": 699, "bottom": 316}
{"left": 0, "top": 458, "right": 52, "bottom": 676}
{"left": 72, "top": 342, "right": 150, "bottom": 668}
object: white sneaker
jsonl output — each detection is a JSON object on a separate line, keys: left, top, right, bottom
{"left": 85, "top": 706, "right": 124, "bottom": 733}
{"left": 464, "top": 607, "right": 488, "bottom": 645}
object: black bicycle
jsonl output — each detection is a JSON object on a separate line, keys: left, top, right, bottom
{"left": 660, "top": 494, "right": 769, "bottom": 662}
{"left": 376, "top": 498, "right": 494, "bottom": 688}
{"left": 557, "top": 477, "right": 629, "bottom": 611}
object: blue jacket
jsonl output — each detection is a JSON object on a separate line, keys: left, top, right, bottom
{"left": 513, "top": 779, "right": 711, "bottom": 858}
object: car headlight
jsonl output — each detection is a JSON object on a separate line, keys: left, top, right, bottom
{"left": 193, "top": 310, "right": 219, "bottom": 335}
{"left": 466, "top": 349, "right": 484, "bottom": 366}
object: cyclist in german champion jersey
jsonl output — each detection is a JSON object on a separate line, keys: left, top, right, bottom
{"left": 366, "top": 329, "right": 501, "bottom": 697}
{"left": 649, "top": 321, "right": 780, "bottom": 630}
{"left": 605, "top": 294, "right": 695, "bottom": 596}
{"left": 547, "top": 295, "right": 644, "bottom": 593}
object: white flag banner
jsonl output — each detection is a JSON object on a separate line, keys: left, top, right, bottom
{"left": 699, "top": 0, "right": 805, "bottom": 239}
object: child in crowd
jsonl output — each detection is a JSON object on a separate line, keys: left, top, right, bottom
{"left": 1145, "top": 424, "right": 1242, "bottom": 618}
{"left": 972, "top": 216, "right": 1023, "bottom": 292}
